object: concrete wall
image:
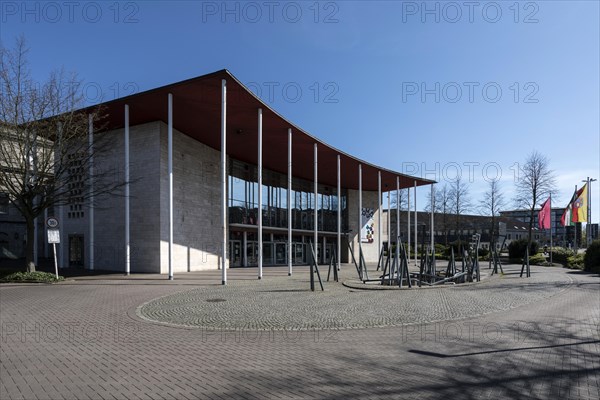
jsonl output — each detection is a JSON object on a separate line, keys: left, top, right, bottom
{"left": 346, "top": 189, "right": 381, "bottom": 263}
{"left": 91, "top": 121, "right": 161, "bottom": 272}
{"left": 158, "top": 122, "right": 225, "bottom": 273}
{"left": 62, "top": 120, "right": 226, "bottom": 274}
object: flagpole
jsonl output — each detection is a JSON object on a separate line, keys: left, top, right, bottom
{"left": 574, "top": 184, "right": 578, "bottom": 253}
{"left": 550, "top": 193, "right": 553, "bottom": 265}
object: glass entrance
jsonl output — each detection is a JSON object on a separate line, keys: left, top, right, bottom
{"left": 275, "top": 243, "right": 287, "bottom": 264}
{"left": 229, "top": 240, "right": 242, "bottom": 267}
{"left": 247, "top": 241, "right": 258, "bottom": 265}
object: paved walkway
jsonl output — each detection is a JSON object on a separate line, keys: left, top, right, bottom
{"left": 1, "top": 264, "right": 599, "bottom": 399}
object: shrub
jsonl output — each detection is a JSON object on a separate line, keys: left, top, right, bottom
{"left": 529, "top": 253, "right": 548, "bottom": 265}
{"left": 584, "top": 240, "right": 600, "bottom": 273}
{"left": 0, "top": 271, "right": 64, "bottom": 283}
{"left": 550, "top": 247, "right": 573, "bottom": 264}
{"left": 566, "top": 253, "right": 585, "bottom": 269}
{"left": 508, "top": 239, "right": 539, "bottom": 259}
{"left": 434, "top": 243, "right": 446, "bottom": 255}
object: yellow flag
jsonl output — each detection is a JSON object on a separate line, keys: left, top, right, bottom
{"left": 574, "top": 184, "right": 588, "bottom": 222}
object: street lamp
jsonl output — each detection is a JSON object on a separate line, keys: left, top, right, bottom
{"left": 582, "top": 177, "right": 597, "bottom": 246}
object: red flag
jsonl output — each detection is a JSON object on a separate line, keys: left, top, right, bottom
{"left": 538, "top": 197, "right": 551, "bottom": 230}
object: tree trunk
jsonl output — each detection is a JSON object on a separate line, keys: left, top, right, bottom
{"left": 527, "top": 208, "right": 535, "bottom": 248}
{"left": 25, "top": 216, "right": 36, "bottom": 272}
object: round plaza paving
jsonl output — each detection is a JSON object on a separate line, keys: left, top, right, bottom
{"left": 137, "top": 265, "right": 573, "bottom": 330}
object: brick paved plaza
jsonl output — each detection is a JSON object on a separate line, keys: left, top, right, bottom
{"left": 1, "top": 264, "right": 599, "bottom": 399}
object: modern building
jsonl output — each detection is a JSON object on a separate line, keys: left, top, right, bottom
{"left": 48, "top": 70, "right": 433, "bottom": 280}
{"left": 383, "top": 210, "right": 537, "bottom": 250}
{"left": 500, "top": 208, "right": 578, "bottom": 247}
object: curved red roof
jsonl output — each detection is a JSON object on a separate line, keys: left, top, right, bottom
{"left": 90, "top": 69, "right": 434, "bottom": 191}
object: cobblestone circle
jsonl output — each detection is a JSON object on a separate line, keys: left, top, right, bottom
{"left": 137, "top": 266, "right": 573, "bottom": 330}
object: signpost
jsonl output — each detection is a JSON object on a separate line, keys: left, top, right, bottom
{"left": 46, "top": 217, "right": 60, "bottom": 279}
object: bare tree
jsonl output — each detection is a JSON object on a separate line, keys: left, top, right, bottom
{"left": 448, "top": 177, "right": 471, "bottom": 239}
{"left": 390, "top": 188, "right": 408, "bottom": 211}
{"left": 514, "top": 151, "right": 557, "bottom": 247}
{"left": 426, "top": 184, "right": 451, "bottom": 244}
{"left": 479, "top": 179, "right": 506, "bottom": 238}
{"left": 0, "top": 37, "right": 119, "bottom": 272}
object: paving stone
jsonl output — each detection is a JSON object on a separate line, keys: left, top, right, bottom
{"left": 0, "top": 263, "right": 598, "bottom": 399}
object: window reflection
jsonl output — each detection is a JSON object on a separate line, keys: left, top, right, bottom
{"left": 228, "top": 159, "right": 348, "bottom": 232}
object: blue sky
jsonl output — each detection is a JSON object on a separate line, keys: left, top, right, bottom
{"left": 2, "top": 0, "right": 599, "bottom": 222}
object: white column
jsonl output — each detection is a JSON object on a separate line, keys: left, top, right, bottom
{"left": 358, "top": 164, "right": 362, "bottom": 258}
{"left": 407, "top": 185, "right": 411, "bottom": 261}
{"left": 378, "top": 171, "right": 381, "bottom": 255}
{"left": 258, "top": 108, "right": 263, "bottom": 279}
{"left": 337, "top": 155, "right": 341, "bottom": 271}
{"left": 396, "top": 177, "right": 400, "bottom": 247}
{"left": 88, "top": 114, "right": 94, "bottom": 270}
{"left": 221, "top": 80, "right": 227, "bottom": 284}
{"left": 387, "top": 191, "right": 391, "bottom": 246}
{"left": 125, "top": 104, "right": 130, "bottom": 275}
{"left": 314, "top": 144, "right": 318, "bottom": 263}
{"left": 414, "top": 181, "right": 417, "bottom": 266}
{"left": 168, "top": 93, "right": 174, "bottom": 280}
{"left": 242, "top": 231, "right": 248, "bottom": 267}
{"left": 430, "top": 184, "right": 435, "bottom": 250}
{"left": 287, "top": 128, "right": 292, "bottom": 276}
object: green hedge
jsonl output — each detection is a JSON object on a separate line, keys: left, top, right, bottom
{"left": 508, "top": 239, "right": 539, "bottom": 259}
{"left": 528, "top": 253, "right": 547, "bottom": 265}
{"left": 0, "top": 271, "right": 64, "bottom": 283}
{"left": 584, "top": 240, "right": 600, "bottom": 273}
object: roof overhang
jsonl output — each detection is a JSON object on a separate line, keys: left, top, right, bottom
{"left": 85, "top": 69, "right": 434, "bottom": 191}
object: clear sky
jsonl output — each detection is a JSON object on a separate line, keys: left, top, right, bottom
{"left": 2, "top": 0, "right": 599, "bottom": 222}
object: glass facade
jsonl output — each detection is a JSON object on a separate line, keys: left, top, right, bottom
{"left": 228, "top": 159, "right": 347, "bottom": 267}
{"left": 228, "top": 159, "right": 348, "bottom": 232}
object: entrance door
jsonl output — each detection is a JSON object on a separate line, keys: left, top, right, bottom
{"left": 247, "top": 241, "right": 258, "bottom": 266}
{"left": 69, "top": 235, "right": 84, "bottom": 268}
{"left": 294, "top": 243, "right": 305, "bottom": 264}
{"left": 275, "top": 243, "right": 287, "bottom": 264}
{"left": 229, "top": 241, "right": 242, "bottom": 267}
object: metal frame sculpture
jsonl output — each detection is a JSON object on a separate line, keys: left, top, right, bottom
{"left": 520, "top": 246, "right": 531, "bottom": 278}
{"left": 327, "top": 248, "right": 339, "bottom": 282}
{"left": 308, "top": 241, "right": 324, "bottom": 291}
{"left": 490, "top": 235, "right": 506, "bottom": 276}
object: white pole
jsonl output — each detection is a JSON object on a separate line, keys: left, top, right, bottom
{"left": 221, "top": 80, "right": 227, "bottom": 284}
{"left": 407, "top": 185, "right": 411, "bottom": 262}
{"left": 288, "top": 128, "right": 292, "bottom": 276}
{"left": 358, "top": 164, "right": 362, "bottom": 260}
{"left": 396, "top": 176, "right": 400, "bottom": 248}
{"left": 550, "top": 192, "right": 553, "bottom": 264}
{"left": 258, "top": 108, "right": 263, "bottom": 279}
{"left": 387, "top": 191, "right": 391, "bottom": 249}
{"left": 53, "top": 243, "right": 58, "bottom": 279}
{"left": 378, "top": 171, "right": 381, "bottom": 256}
{"left": 414, "top": 181, "right": 417, "bottom": 266}
{"left": 337, "top": 155, "right": 341, "bottom": 271}
{"left": 168, "top": 93, "right": 174, "bottom": 280}
{"left": 431, "top": 184, "right": 434, "bottom": 251}
{"left": 314, "top": 144, "right": 318, "bottom": 264}
{"left": 88, "top": 114, "right": 94, "bottom": 270}
{"left": 125, "top": 104, "right": 130, "bottom": 275}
